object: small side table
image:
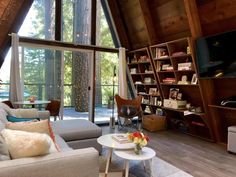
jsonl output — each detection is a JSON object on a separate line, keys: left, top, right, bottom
{"left": 97, "top": 134, "right": 135, "bottom": 177}
{"left": 114, "top": 147, "right": 156, "bottom": 177}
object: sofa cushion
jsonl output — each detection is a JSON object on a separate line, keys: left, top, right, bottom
{"left": 1, "top": 129, "right": 54, "bottom": 159}
{"left": 55, "top": 135, "right": 72, "bottom": 152}
{"left": 10, "top": 109, "right": 39, "bottom": 118}
{"left": 0, "top": 135, "right": 10, "bottom": 161}
{"left": 0, "top": 102, "right": 12, "bottom": 115}
{"left": 52, "top": 119, "right": 102, "bottom": 142}
{"left": 0, "top": 108, "right": 8, "bottom": 124}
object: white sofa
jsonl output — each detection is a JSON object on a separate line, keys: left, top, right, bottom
{"left": 0, "top": 107, "right": 102, "bottom": 177}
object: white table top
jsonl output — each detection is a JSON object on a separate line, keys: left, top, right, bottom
{"left": 97, "top": 133, "right": 135, "bottom": 150}
{"left": 13, "top": 100, "right": 51, "bottom": 105}
{"left": 114, "top": 147, "right": 156, "bottom": 161}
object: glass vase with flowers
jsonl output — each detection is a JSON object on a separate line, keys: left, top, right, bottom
{"left": 127, "top": 131, "right": 149, "bottom": 155}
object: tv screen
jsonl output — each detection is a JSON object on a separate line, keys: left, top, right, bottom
{"left": 196, "top": 30, "right": 236, "bottom": 78}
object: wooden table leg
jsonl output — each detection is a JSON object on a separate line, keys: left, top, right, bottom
{"left": 105, "top": 148, "right": 112, "bottom": 177}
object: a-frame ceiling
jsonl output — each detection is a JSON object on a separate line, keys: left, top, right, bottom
{"left": 0, "top": 0, "right": 33, "bottom": 67}
{"left": 1, "top": 0, "right": 236, "bottom": 67}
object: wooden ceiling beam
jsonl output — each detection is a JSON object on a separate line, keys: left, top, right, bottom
{"left": 138, "top": 0, "right": 159, "bottom": 45}
{"left": 107, "top": 0, "right": 131, "bottom": 49}
{"left": 0, "top": 0, "right": 33, "bottom": 68}
{"left": 183, "top": 0, "right": 202, "bottom": 40}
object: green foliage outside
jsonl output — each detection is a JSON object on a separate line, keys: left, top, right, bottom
{"left": 19, "top": 0, "right": 118, "bottom": 107}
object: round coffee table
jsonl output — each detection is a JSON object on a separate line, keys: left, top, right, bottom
{"left": 97, "top": 134, "right": 135, "bottom": 177}
{"left": 114, "top": 147, "right": 156, "bottom": 177}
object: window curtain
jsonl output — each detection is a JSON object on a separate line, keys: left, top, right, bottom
{"left": 118, "top": 47, "right": 127, "bottom": 98}
{"left": 9, "top": 33, "right": 24, "bottom": 103}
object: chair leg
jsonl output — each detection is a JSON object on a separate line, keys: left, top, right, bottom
{"left": 54, "top": 116, "right": 57, "bottom": 121}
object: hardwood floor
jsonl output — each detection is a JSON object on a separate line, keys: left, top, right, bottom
{"left": 100, "top": 126, "right": 236, "bottom": 177}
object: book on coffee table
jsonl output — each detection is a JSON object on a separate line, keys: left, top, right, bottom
{"left": 112, "top": 134, "right": 130, "bottom": 144}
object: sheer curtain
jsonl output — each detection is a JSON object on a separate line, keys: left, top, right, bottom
{"left": 118, "top": 47, "right": 127, "bottom": 98}
{"left": 9, "top": 33, "right": 24, "bottom": 103}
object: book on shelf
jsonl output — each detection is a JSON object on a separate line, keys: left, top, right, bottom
{"left": 155, "top": 48, "right": 168, "bottom": 58}
{"left": 111, "top": 134, "right": 130, "bottom": 144}
{"left": 162, "top": 78, "right": 176, "bottom": 84}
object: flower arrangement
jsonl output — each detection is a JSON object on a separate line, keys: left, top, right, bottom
{"left": 127, "top": 131, "right": 149, "bottom": 155}
{"left": 28, "top": 96, "right": 36, "bottom": 102}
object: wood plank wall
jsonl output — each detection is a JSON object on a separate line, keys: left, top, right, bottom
{"left": 197, "top": 0, "right": 236, "bottom": 36}
{"left": 112, "top": 0, "right": 236, "bottom": 50}
{"left": 0, "top": 0, "right": 33, "bottom": 67}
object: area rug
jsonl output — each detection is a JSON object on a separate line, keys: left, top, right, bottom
{"left": 99, "top": 151, "right": 193, "bottom": 177}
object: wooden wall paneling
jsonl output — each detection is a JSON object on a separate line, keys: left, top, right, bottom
{"left": 150, "top": 0, "right": 191, "bottom": 42}
{"left": 0, "top": 0, "right": 33, "bottom": 68}
{"left": 198, "top": 0, "right": 236, "bottom": 35}
{"left": 198, "top": 0, "right": 236, "bottom": 24}
{"left": 0, "top": 0, "right": 10, "bottom": 18}
{"left": 214, "top": 78, "right": 236, "bottom": 103}
{"left": 202, "top": 16, "right": 236, "bottom": 36}
{"left": 118, "top": 0, "right": 150, "bottom": 49}
{"left": 107, "top": 0, "right": 131, "bottom": 49}
{"left": 199, "top": 79, "right": 218, "bottom": 141}
{"left": 138, "top": 0, "right": 159, "bottom": 45}
{"left": 183, "top": 0, "right": 203, "bottom": 40}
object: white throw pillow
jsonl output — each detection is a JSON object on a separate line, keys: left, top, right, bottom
{"left": 1, "top": 129, "right": 55, "bottom": 159}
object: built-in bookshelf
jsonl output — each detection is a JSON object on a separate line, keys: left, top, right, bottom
{"left": 149, "top": 37, "right": 214, "bottom": 140}
{"left": 126, "top": 47, "right": 162, "bottom": 115}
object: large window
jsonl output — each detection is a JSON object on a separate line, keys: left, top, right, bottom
{"left": 19, "top": 0, "right": 55, "bottom": 40}
{"left": 0, "top": 0, "right": 119, "bottom": 122}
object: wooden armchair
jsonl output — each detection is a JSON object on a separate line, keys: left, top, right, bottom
{"left": 2, "top": 100, "right": 14, "bottom": 108}
{"left": 45, "top": 100, "right": 61, "bottom": 121}
{"left": 115, "top": 94, "right": 143, "bottom": 130}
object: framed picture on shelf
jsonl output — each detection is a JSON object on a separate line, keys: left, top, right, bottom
{"left": 169, "top": 88, "right": 179, "bottom": 100}
{"left": 144, "top": 77, "right": 152, "bottom": 84}
{"left": 191, "top": 74, "right": 198, "bottom": 84}
{"left": 149, "top": 88, "right": 157, "bottom": 95}
{"left": 177, "top": 92, "right": 182, "bottom": 100}
{"left": 130, "top": 68, "right": 137, "bottom": 74}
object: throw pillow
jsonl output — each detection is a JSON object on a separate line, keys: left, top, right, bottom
{"left": 120, "top": 105, "right": 137, "bottom": 116}
{"left": 6, "top": 115, "right": 38, "bottom": 122}
{"left": 10, "top": 108, "right": 39, "bottom": 118}
{"left": 5, "top": 120, "right": 59, "bottom": 151}
{"left": 0, "top": 135, "right": 10, "bottom": 161}
{"left": 1, "top": 129, "right": 52, "bottom": 159}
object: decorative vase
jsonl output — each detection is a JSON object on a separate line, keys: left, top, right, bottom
{"left": 134, "top": 143, "right": 142, "bottom": 155}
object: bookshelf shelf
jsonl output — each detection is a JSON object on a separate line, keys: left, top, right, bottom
{"left": 127, "top": 47, "right": 162, "bottom": 116}
{"left": 150, "top": 37, "right": 213, "bottom": 140}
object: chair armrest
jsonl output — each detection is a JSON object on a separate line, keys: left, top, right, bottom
{"left": 0, "top": 147, "right": 99, "bottom": 177}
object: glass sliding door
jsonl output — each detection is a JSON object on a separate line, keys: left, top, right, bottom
{"left": 20, "top": 46, "right": 93, "bottom": 121}
{"left": 94, "top": 51, "right": 118, "bottom": 123}
{"left": 63, "top": 50, "right": 93, "bottom": 121}
{"left": 20, "top": 46, "right": 62, "bottom": 109}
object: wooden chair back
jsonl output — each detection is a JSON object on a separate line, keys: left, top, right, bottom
{"left": 115, "top": 94, "right": 142, "bottom": 118}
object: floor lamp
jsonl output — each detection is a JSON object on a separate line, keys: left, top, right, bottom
{"left": 110, "top": 66, "right": 116, "bottom": 129}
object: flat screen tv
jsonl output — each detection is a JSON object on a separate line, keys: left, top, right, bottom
{"left": 196, "top": 30, "right": 236, "bottom": 78}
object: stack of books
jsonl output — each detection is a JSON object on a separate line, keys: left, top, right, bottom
{"left": 111, "top": 134, "right": 130, "bottom": 144}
